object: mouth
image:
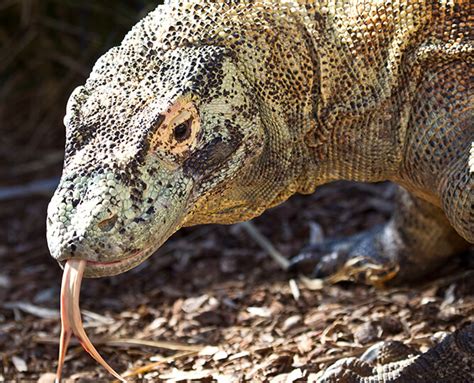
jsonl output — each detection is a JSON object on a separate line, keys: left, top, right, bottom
{"left": 55, "top": 212, "right": 186, "bottom": 279}
{"left": 61, "top": 247, "right": 154, "bottom": 278}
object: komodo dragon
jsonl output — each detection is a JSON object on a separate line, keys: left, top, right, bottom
{"left": 46, "top": 0, "right": 473, "bottom": 381}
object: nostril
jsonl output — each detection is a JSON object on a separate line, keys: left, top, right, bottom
{"left": 97, "top": 214, "right": 118, "bottom": 232}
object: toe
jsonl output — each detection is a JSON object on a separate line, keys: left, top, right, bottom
{"left": 313, "top": 251, "right": 348, "bottom": 278}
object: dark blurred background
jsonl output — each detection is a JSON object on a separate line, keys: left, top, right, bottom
{"left": 1, "top": 1, "right": 162, "bottom": 182}
{"left": 0, "top": 0, "right": 163, "bottom": 254}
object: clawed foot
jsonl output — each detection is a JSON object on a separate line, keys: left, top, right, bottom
{"left": 289, "top": 227, "right": 399, "bottom": 286}
{"left": 318, "top": 325, "right": 473, "bottom": 382}
{"left": 317, "top": 341, "right": 419, "bottom": 382}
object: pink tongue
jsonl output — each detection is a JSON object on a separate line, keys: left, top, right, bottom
{"left": 56, "top": 259, "right": 126, "bottom": 382}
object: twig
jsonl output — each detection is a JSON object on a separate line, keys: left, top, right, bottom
{"left": 239, "top": 221, "right": 289, "bottom": 270}
{"left": 311, "top": 348, "right": 367, "bottom": 365}
{"left": 105, "top": 338, "right": 204, "bottom": 352}
{"left": 2, "top": 151, "right": 63, "bottom": 176}
{"left": 0, "top": 177, "right": 59, "bottom": 200}
{"left": 117, "top": 351, "right": 197, "bottom": 381}
{"left": 289, "top": 279, "right": 301, "bottom": 301}
{"left": 3, "top": 301, "right": 59, "bottom": 319}
{"left": 34, "top": 336, "right": 204, "bottom": 352}
{"left": 0, "top": 29, "right": 37, "bottom": 73}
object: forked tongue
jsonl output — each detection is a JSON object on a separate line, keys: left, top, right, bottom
{"left": 56, "top": 259, "right": 126, "bottom": 382}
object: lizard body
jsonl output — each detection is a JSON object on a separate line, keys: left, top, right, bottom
{"left": 46, "top": 1, "right": 473, "bottom": 380}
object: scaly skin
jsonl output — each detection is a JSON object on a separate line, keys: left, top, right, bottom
{"left": 319, "top": 324, "right": 474, "bottom": 382}
{"left": 47, "top": 0, "right": 472, "bottom": 279}
{"left": 47, "top": 1, "right": 472, "bottom": 379}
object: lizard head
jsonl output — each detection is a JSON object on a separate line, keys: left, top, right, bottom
{"left": 47, "top": 2, "right": 311, "bottom": 278}
{"left": 47, "top": 39, "right": 265, "bottom": 277}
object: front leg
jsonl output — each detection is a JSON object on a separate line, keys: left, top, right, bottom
{"left": 289, "top": 187, "right": 468, "bottom": 285}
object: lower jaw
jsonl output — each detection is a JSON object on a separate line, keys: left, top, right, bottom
{"left": 81, "top": 248, "right": 153, "bottom": 278}
{"left": 58, "top": 222, "right": 183, "bottom": 278}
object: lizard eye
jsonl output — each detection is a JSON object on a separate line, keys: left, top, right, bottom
{"left": 149, "top": 100, "right": 199, "bottom": 156}
{"left": 173, "top": 119, "right": 192, "bottom": 142}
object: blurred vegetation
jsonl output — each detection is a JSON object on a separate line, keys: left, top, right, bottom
{"left": 0, "top": 0, "right": 162, "bottom": 182}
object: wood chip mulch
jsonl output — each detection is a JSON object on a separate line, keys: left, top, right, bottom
{"left": 0, "top": 181, "right": 472, "bottom": 382}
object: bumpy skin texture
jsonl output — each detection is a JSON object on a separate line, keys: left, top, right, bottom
{"left": 319, "top": 324, "right": 474, "bottom": 383}
{"left": 46, "top": 1, "right": 473, "bottom": 381}
{"left": 47, "top": 0, "right": 472, "bottom": 280}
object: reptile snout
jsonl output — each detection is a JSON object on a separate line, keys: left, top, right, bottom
{"left": 47, "top": 163, "right": 194, "bottom": 277}
{"left": 46, "top": 174, "right": 132, "bottom": 263}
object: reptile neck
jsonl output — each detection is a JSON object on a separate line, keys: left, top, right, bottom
{"left": 292, "top": 1, "right": 420, "bottom": 194}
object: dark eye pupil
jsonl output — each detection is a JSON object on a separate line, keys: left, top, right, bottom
{"left": 173, "top": 120, "right": 191, "bottom": 142}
